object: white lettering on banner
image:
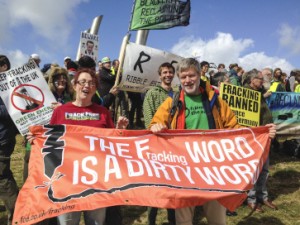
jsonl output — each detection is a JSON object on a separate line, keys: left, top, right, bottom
{"left": 72, "top": 154, "right": 259, "bottom": 186}
{"left": 105, "top": 155, "right": 122, "bottom": 182}
{"left": 194, "top": 158, "right": 259, "bottom": 185}
{"left": 73, "top": 156, "right": 98, "bottom": 185}
{"left": 135, "top": 139, "right": 150, "bottom": 158}
{"left": 185, "top": 137, "right": 255, "bottom": 163}
{"left": 72, "top": 135, "right": 262, "bottom": 186}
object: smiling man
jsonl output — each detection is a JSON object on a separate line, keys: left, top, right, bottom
{"left": 143, "top": 62, "right": 176, "bottom": 225}
{"left": 149, "top": 58, "right": 276, "bottom": 225}
{"left": 143, "top": 62, "right": 175, "bottom": 129}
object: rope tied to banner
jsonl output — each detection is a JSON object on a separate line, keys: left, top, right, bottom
{"left": 34, "top": 172, "right": 64, "bottom": 189}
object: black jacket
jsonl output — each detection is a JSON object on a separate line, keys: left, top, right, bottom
{"left": 0, "top": 98, "right": 18, "bottom": 144}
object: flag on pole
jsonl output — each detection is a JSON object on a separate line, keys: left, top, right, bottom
{"left": 130, "top": 0, "right": 190, "bottom": 30}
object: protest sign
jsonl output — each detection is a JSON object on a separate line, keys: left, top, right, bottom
{"left": 268, "top": 92, "right": 300, "bottom": 140}
{"left": 130, "top": 0, "right": 190, "bottom": 30}
{"left": 119, "top": 42, "right": 182, "bottom": 92}
{"left": 13, "top": 124, "right": 271, "bottom": 224}
{"left": 79, "top": 32, "right": 99, "bottom": 62}
{"left": 0, "top": 61, "right": 56, "bottom": 135}
{"left": 220, "top": 83, "right": 261, "bottom": 127}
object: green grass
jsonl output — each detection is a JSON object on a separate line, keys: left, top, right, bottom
{"left": 1, "top": 135, "right": 300, "bottom": 225}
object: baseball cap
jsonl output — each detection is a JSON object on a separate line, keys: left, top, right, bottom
{"left": 64, "top": 56, "right": 71, "bottom": 61}
{"left": 101, "top": 57, "right": 111, "bottom": 64}
{"left": 31, "top": 53, "right": 40, "bottom": 60}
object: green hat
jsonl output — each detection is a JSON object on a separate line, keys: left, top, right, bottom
{"left": 101, "top": 57, "right": 111, "bottom": 63}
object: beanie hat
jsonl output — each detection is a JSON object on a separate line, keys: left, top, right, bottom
{"left": 101, "top": 57, "right": 111, "bottom": 63}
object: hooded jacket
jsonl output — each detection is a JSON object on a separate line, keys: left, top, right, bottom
{"left": 150, "top": 86, "right": 241, "bottom": 130}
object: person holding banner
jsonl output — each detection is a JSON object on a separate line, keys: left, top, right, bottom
{"left": 26, "top": 68, "right": 128, "bottom": 225}
{"left": 243, "top": 69, "right": 279, "bottom": 212}
{"left": 48, "top": 68, "right": 128, "bottom": 225}
{"left": 143, "top": 62, "right": 176, "bottom": 225}
{"left": 0, "top": 55, "right": 19, "bottom": 225}
{"left": 149, "top": 58, "right": 276, "bottom": 225}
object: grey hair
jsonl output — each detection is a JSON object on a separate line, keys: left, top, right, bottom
{"left": 176, "top": 58, "right": 201, "bottom": 76}
{"left": 242, "top": 69, "right": 260, "bottom": 86}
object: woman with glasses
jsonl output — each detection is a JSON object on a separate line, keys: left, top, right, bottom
{"left": 49, "top": 68, "right": 128, "bottom": 225}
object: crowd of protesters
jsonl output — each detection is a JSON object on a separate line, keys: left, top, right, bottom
{"left": 0, "top": 53, "right": 300, "bottom": 225}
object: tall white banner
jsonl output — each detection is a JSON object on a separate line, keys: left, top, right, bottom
{"left": 119, "top": 42, "right": 182, "bottom": 93}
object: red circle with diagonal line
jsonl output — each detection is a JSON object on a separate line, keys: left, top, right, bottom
{"left": 11, "top": 84, "right": 45, "bottom": 113}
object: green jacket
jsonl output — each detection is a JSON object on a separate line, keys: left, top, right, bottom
{"left": 143, "top": 86, "right": 172, "bottom": 128}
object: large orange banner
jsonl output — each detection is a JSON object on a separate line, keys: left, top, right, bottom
{"left": 13, "top": 125, "right": 270, "bottom": 224}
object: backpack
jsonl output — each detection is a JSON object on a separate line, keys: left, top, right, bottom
{"left": 282, "top": 139, "right": 300, "bottom": 158}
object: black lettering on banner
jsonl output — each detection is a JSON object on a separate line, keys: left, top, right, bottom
{"left": 170, "top": 60, "right": 178, "bottom": 68}
{"left": 134, "top": 51, "right": 151, "bottom": 73}
{"left": 222, "top": 94, "right": 228, "bottom": 103}
{"left": 42, "top": 125, "right": 66, "bottom": 179}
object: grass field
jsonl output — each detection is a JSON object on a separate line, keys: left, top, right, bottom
{"left": 1, "top": 135, "right": 300, "bottom": 225}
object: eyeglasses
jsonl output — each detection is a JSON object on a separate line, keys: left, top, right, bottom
{"left": 54, "top": 80, "right": 67, "bottom": 86}
{"left": 76, "top": 80, "right": 96, "bottom": 87}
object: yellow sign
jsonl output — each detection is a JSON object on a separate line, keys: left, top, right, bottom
{"left": 220, "top": 83, "right": 261, "bottom": 127}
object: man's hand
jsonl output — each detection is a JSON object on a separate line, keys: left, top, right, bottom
{"left": 150, "top": 123, "right": 167, "bottom": 133}
{"left": 263, "top": 90, "right": 272, "bottom": 98}
{"left": 266, "top": 123, "right": 276, "bottom": 139}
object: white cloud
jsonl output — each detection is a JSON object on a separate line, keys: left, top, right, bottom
{"left": 278, "top": 23, "right": 300, "bottom": 54}
{"left": 171, "top": 32, "right": 293, "bottom": 73}
{"left": 0, "top": 0, "right": 88, "bottom": 44}
{"left": 0, "top": 0, "right": 89, "bottom": 67}
{"left": 239, "top": 52, "right": 293, "bottom": 73}
{"left": 0, "top": 48, "right": 29, "bottom": 68}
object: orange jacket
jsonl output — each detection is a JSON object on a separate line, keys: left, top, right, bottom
{"left": 150, "top": 87, "right": 241, "bottom": 130}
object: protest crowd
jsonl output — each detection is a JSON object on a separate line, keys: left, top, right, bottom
{"left": 0, "top": 2, "right": 299, "bottom": 223}
{"left": 1, "top": 50, "right": 300, "bottom": 225}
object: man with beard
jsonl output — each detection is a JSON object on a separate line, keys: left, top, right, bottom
{"left": 143, "top": 62, "right": 176, "bottom": 225}
{"left": 269, "top": 68, "right": 286, "bottom": 92}
{"left": 243, "top": 69, "right": 278, "bottom": 212}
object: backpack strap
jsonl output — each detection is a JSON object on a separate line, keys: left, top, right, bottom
{"left": 168, "top": 91, "right": 182, "bottom": 128}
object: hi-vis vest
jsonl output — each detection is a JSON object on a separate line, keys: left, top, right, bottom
{"left": 269, "top": 81, "right": 281, "bottom": 92}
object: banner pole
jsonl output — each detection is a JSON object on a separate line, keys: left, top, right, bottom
{"left": 128, "top": 0, "right": 137, "bottom": 32}
{"left": 114, "top": 33, "right": 131, "bottom": 86}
